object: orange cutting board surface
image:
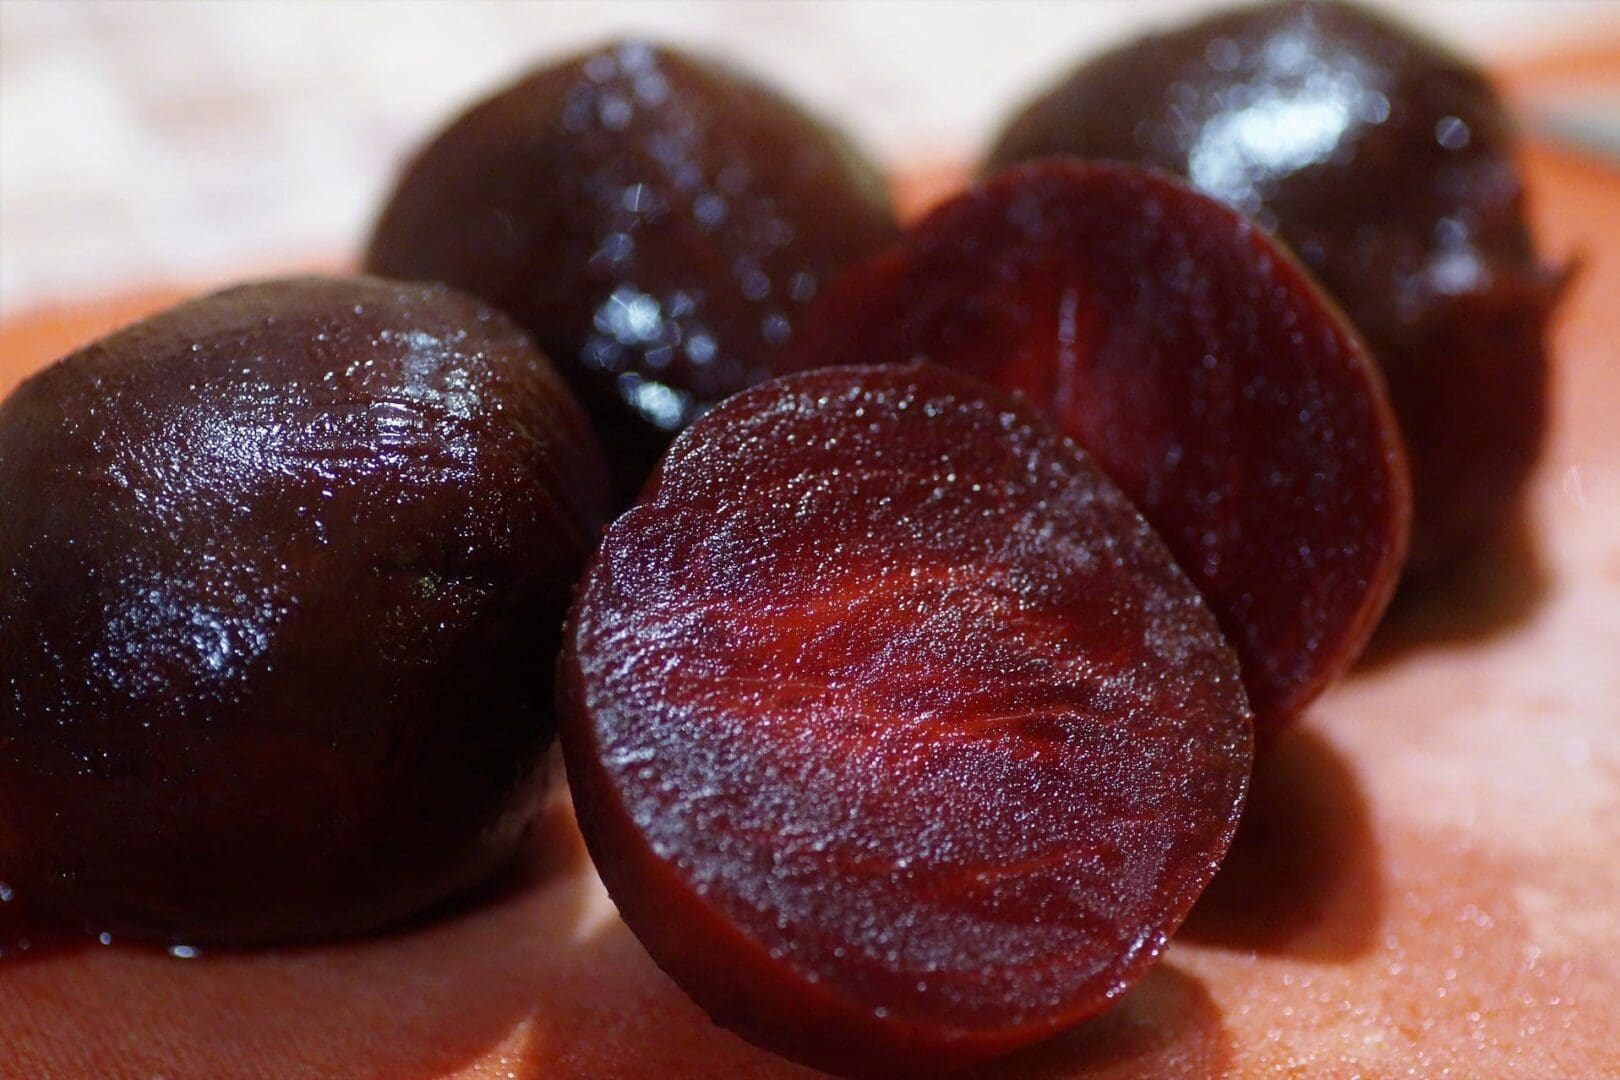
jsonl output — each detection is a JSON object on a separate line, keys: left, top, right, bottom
{"left": 1, "top": 145, "right": 1618, "bottom": 1078}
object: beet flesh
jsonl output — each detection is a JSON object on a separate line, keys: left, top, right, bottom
{"left": 986, "top": 0, "right": 1559, "bottom": 583}
{"left": 561, "top": 363, "right": 1253, "bottom": 1072}
{"left": 780, "top": 161, "right": 1409, "bottom": 736}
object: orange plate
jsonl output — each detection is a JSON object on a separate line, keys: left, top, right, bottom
{"left": 2, "top": 145, "right": 1618, "bottom": 1078}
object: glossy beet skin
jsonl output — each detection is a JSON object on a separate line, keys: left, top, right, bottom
{"left": 365, "top": 39, "right": 899, "bottom": 499}
{"left": 560, "top": 364, "right": 1253, "bottom": 1073}
{"left": 987, "top": 0, "right": 1562, "bottom": 583}
{"left": 780, "top": 162, "right": 1409, "bottom": 739}
{"left": 0, "top": 277, "right": 609, "bottom": 946}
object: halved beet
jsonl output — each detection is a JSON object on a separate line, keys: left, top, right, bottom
{"left": 560, "top": 364, "right": 1252, "bottom": 1072}
{"left": 778, "top": 161, "right": 1409, "bottom": 737}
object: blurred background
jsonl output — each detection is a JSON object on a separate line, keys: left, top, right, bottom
{"left": 2, "top": 0, "right": 1617, "bottom": 321}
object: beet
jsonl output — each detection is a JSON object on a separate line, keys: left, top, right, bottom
{"left": 365, "top": 39, "right": 899, "bottom": 499}
{"left": 0, "top": 276, "right": 609, "bottom": 946}
{"left": 560, "top": 364, "right": 1253, "bottom": 1072}
{"left": 986, "top": 0, "right": 1561, "bottom": 583}
{"left": 779, "top": 161, "right": 1409, "bottom": 738}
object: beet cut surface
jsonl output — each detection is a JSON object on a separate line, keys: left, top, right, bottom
{"left": 0, "top": 276, "right": 609, "bottom": 946}
{"left": 780, "top": 162, "right": 1409, "bottom": 738}
{"left": 365, "top": 39, "right": 898, "bottom": 499}
{"left": 985, "top": 0, "right": 1561, "bottom": 584}
{"left": 560, "top": 364, "right": 1253, "bottom": 1073}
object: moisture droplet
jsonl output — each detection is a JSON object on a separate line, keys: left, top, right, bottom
{"left": 1435, "top": 115, "right": 1471, "bottom": 151}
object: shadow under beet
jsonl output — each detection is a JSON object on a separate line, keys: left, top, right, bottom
{"left": 1178, "top": 726, "right": 1382, "bottom": 963}
{"left": 0, "top": 790, "right": 604, "bottom": 1080}
{"left": 973, "top": 964, "right": 1230, "bottom": 1079}
{"left": 1360, "top": 505, "right": 1549, "bottom": 669}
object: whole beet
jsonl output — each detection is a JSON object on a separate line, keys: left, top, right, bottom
{"left": 0, "top": 276, "right": 608, "bottom": 945}
{"left": 366, "top": 40, "right": 899, "bottom": 499}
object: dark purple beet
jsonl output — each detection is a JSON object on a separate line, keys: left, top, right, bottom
{"left": 365, "top": 39, "right": 899, "bottom": 499}
{"left": 0, "top": 276, "right": 608, "bottom": 946}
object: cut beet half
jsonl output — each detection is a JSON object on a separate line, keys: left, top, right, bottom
{"left": 560, "top": 364, "right": 1253, "bottom": 1073}
{"left": 778, "top": 161, "right": 1410, "bottom": 737}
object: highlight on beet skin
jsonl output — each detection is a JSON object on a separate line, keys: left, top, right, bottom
{"left": 778, "top": 160, "right": 1411, "bottom": 740}
{"left": 560, "top": 363, "right": 1254, "bottom": 1073}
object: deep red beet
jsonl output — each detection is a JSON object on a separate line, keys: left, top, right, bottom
{"left": 778, "top": 161, "right": 1409, "bottom": 738}
{"left": 560, "top": 364, "right": 1253, "bottom": 1072}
